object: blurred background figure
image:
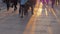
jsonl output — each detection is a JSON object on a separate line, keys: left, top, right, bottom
{"left": 55, "top": 0, "right": 59, "bottom": 5}
{"left": 10, "top": 0, "right": 18, "bottom": 11}
{"left": 3, "top": 0, "right": 10, "bottom": 11}
{"left": 19, "top": 0, "right": 28, "bottom": 18}
{"left": 46, "top": 0, "right": 49, "bottom": 5}
{"left": 51, "top": 0, "right": 55, "bottom": 8}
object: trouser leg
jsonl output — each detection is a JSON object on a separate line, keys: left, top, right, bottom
{"left": 24, "top": 6, "right": 29, "bottom": 15}
{"left": 7, "top": 3, "right": 10, "bottom": 11}
{"left": 19, "top": 5, "right": 21, "bottom": 15}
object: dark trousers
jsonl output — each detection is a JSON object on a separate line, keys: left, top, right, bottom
{"left": 19, "top": 5, "right": 25, "bottom": 15}
{"left": 11, "top": 3, "right": 17, "bottom": 11}
{"left": 6, "top": 3, "right": 10, "bottom": 11}
{"left": 52, "top": 2, "right": 55, "bottom": 8}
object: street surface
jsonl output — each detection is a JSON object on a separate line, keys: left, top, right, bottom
{"left": 0, "top": 0, "right": 60, "bottom": 34}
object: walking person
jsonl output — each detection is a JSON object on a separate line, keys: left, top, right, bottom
{"left": 3, "top": 0, "right": 10, "bottom": 11}
{"left": 26, "top": 0, "right": 36, "bottom": 14}
{"left": 19, "top": 0, "right": 28, "bottom": 18}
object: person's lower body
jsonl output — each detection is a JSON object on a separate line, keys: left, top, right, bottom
{"left": 7, "top": 3, "right": 10, "bottom": 11}
{"left": 19, "top": 5, "right": 25, "bottom": 18}
{"left": 24, "top": 5, "right": 29, "bottom": 15}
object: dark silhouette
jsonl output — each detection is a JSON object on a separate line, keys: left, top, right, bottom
{"left": 25, "top": 0, "right": 36, "bottom": 15}
{"left": 10, "top": 0, "right": 18, "bottom": 11}
{"left": 51, "top": 0, "right": 55, "bottom": 8}
{"left": 19, "top": 0, "right": 28, "bottom": 18}
{"left": 3, "top": 0, "right": 10, "bottom": 11}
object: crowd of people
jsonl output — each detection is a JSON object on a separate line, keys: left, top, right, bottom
{"left": 40, "top": 0, "right": 60, "bottom": 8}
{"left": 2, "top": 0, "right": 36, "bottom": 18}
{"left": 2, "top": 0, "right": 19, "bottom": 11}
{"left": 2, "top": 0, "right": 59, "bottom": 18}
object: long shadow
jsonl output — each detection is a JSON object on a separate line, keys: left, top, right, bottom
{"left": 18, "top": 12, "right": 33, "bottom": 34}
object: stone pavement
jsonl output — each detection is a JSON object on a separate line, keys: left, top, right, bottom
{"left": 0, "top": 7, "right": 33, "bottom": 34}
{"left": 0, "top": 2, "right": 37, "bottom": 34}
{"left": 23, "top": 2, "right": 60, "bottom": 34}
{"left": 0, "top": 1, "right": 60, "bottom": 34}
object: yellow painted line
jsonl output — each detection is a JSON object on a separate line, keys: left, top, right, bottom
{"left": 29, "top": 2, "right": 43, "bottom": 34}
{"left": 37, "top": 8, "right": 42, "bottom": 16}
{"left": 29, "top": 20, "right": 36, "bottom": 34}
{"left": 37, "top": 2, "right": 43, "bottom": 17}
{"left": 23, "top": 2, "right": 43, "bottom": 34}
{"left": 23, "top": 3, "right": 39, "bottom": 34}
{"left": 23, "top": 15, "right": 35, "bottom": 34}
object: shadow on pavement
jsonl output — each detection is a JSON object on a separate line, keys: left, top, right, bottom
{"left": 18, "top": 13, "right": 33, "bottom": 34}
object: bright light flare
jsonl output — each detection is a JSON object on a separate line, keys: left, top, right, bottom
{"left": 37, "top": 2, "right": 43, "bottom": 16}
{"left": 45, "top": 8, "right": 48, "bottom": 16}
